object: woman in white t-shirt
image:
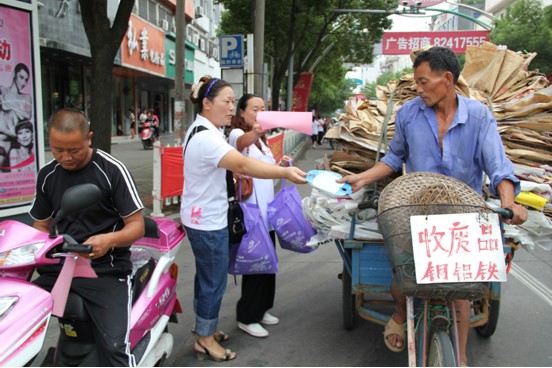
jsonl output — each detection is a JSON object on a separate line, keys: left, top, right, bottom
{"left": 228, "top": 94, "right": 291, "bottom": 339}
{"left": 181, "top": 76, "right": 306, "bottom": 362}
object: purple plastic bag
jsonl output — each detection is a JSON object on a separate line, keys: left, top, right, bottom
{"left": 228, "top": 202, "right": 278, "bottom": 275}
{"left": 267, "top": 180, "right": 318, "bottom": 253}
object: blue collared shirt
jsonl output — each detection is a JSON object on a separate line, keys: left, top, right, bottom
{"left": 381, "top": 94, "right": 519, "bottom": 196}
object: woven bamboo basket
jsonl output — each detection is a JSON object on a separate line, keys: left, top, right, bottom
{"left": 377, "top": 172, "right": 490, "bottom": 300}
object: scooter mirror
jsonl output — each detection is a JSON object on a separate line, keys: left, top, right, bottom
{"left": 49, "top": 184, "right": 101, "bottom": 238}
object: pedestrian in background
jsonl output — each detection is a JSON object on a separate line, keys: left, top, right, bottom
{"left": 228, "top": 93, "right": 290, "bottom": 338}
{"left": 311, "top": 115, "right": 320, "bottom": 148}
{"left": 181, "top": 76, "right": 306, "bottom": 362}
{"left": 316, "top": 115, "right": 325, "bottom": 145}
{"left": 128, "top": 108, "right": 136, "bottom": 139}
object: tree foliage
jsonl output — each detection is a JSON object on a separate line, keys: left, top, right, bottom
{"left": 490, "top": 0, "right": 552, "bottom": 74}
{"left": 218, "top": 0, "right": 393, "bottom": 110}
{"left": 79, "top": 0, "right": 135, "bottom": 153}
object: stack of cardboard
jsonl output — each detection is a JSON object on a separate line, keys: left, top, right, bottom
{"left": 327, "top": 42, "right": 551, "bottom": 224}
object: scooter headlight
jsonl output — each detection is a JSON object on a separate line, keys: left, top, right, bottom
{"left": 0, "top": 296, "right": 19, "bottom": 321}
{"left": 0, "top": 242, "right": 45, "bottom": 267}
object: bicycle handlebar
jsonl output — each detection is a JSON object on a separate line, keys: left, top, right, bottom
{"left": 493, "top": 207, "right": 513, "bottom": 220}
{"left": 357, "top": 196, "right": 379, "bottom": 210}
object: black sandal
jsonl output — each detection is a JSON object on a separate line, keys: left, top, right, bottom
{"left": 194, "top": 340, "right": 236, "bottom": 362}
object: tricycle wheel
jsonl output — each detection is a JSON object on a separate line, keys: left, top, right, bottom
{"left": 427, "top": 330, "right": 456, "bottom": 367}
{"left": 475, "top": 285, "right": 500, "bottom": 337}
{"left": 342, "top": 265, "right": 356, "bottom": 330}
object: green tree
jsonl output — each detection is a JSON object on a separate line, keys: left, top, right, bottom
{"left": 308, "top": 59, "right": 356, "bottom": 114}
{"left": 79, "top": 0, "right": 135, "bottom": 153}
{"left": 490, "top": 0, "right": 552, "bottom": 74}
{"left": 219, "top": 0, "right": 393, "bottom": 110}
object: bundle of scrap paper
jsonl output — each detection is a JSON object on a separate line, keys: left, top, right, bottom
{"left": 301, "top": 187, "right": 383, "bottom": 244}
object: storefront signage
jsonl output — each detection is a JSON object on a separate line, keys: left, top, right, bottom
{"left": 410, "top": 212, "right": 507, "bottom": 283}
{"left": 382, "top": 30, "right": 490, "bottom": 55}
{"left": 122, "top": 14, "right": 166, "bottom": 76}
{"left": 165, "top": 36, "right": 194, "bottom": 84}
{"left": 0, "top": 4, "right": 39, "bottom": 212}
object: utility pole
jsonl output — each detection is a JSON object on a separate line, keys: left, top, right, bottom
{"left": 174, "top": 0, "right": 187, "bottom": 145}
{"left": 253, "top": 0, "right": 265, "bottom": 97}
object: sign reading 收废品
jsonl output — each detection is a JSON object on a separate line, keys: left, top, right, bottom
{"left": 410, "top": 212, "right": 507, "bottom": 284}
{"left": 219, "top": 35, "right": 244, "bottom": 68}
{"left": 383, "top": 30, "right": 490, "bottom": 55}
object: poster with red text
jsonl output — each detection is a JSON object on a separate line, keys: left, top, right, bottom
{"left": 0, "top": 5, "right": 37, "bottom": 209}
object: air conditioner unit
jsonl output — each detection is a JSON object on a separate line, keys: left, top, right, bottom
{"left": 195, "top": 5, "right": 204, "bottom": 18}
{"left": 159, "top": 19, "right": 169, "bottom": 31}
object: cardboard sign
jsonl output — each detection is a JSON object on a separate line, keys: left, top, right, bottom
{"left": 410, "top": 212, "right": 507, "bottom": 284}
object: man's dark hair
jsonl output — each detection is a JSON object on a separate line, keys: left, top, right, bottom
{"left": 413, "top": 46, "right": 461, "bottom": 84}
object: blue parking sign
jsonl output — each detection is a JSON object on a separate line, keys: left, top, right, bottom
{"left": 219, "top": 34, "right": 244, "bottom": 68}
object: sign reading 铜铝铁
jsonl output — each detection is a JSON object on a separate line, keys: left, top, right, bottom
{"left": 410, "top": 212, "right": 507, "bottom": 284}
{"left": 382, "top": 30, "right": 490, "bottom": 55}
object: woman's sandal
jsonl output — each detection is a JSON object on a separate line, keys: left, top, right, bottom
{"left": 383, "top": 315, "right": 406, "bottom": 353}
{"left": 191, "top": 328, "right": 229, "bottom": 343}
{"left": 194, "top": 340, "right": 236, "bottom": 362}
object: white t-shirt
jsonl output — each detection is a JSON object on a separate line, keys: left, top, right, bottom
{"left": 180, "top": 115, "right": 234, "bottom": 230}
{"left": 317, "top": 118, "right": 325, "bottom": 133}
{"left": 228, "top": 129, "right": 276, "bottom": 230}
{"left": 312, "top": 120, "right": 320, "bottom": 135}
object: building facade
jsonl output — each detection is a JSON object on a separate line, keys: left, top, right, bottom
{"left": 37, "top": 0, "right": 222, "bottom": 142}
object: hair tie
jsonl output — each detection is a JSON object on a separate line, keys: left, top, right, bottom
{"left": 191, "top": 80, "right": 205, "bottom": 99}
{"left": 204, "top": 78, "right": 220, "bottom": 99}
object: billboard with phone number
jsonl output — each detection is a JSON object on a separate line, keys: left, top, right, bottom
{"left": 382, "top": 30, "right": 490, "bottom": 55}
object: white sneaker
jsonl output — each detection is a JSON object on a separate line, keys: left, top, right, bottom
{"left": 238, "top": 322, "right": 269, "bottom": 337}
{"left": 261, "top": 312, "right": 280, "bottom": 325}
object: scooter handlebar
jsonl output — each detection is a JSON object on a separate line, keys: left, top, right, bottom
{"left": 61, "top": 244, "right": 93, "bottom": 253}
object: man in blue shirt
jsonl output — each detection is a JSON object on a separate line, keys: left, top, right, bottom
{"left": 338, "top": 46, "right": 527, "bottom": 366}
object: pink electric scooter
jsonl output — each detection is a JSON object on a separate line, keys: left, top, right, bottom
{"left": 0, "top": 184, "right": 186, "bottom": 366}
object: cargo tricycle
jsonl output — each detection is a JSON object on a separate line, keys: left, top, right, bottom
{"left": 335, "top": 199, "right": 514, "bottom": 367}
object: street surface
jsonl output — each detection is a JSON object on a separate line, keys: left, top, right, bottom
{"left": 34, "top": 136, "right": 552, "bottom": 366}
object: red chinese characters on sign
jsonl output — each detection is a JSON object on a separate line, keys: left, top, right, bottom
{"left": 410, "top": 213, "right": 507, "bottom": 284}
{"left": 0, "top": 39, "right": 12, "bottom": 62}
{"left": 382, "top": 31, "right": 490, "bottom": 55}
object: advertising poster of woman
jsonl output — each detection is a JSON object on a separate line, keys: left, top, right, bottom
{"left": 0, "top": 4, "right": 37, "bottom": 209}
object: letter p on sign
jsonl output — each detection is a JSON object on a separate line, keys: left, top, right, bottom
{"left": 219, "top": 34, "right": 243, "bottom": 68}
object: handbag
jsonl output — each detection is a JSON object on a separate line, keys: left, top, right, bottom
{"left": 226, "top": 169, "right": 247, "bottom": 244}
{"left": 234, "top": 147, "right": 253, "bottom": 201}
{"left": 228, "top": 200, "right": 278, "bottom": 275}
{"left": 267, "top": 179, "right": 318, "bottom": 253}
{"left": 234, "top": 174, "right": 253, "bottom": 202}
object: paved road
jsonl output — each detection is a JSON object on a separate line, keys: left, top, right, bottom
{"left": 34, "top": 137, "right": 552, "bottom": 366}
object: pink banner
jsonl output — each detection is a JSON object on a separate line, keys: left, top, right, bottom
{"left": 257, "top": 111, "right": 313, "bottom": 135}
{"left": 0, "top": 5, "right": 37, "bottom": 209}
{"left": 382, "top": 30, "right": 490, "bottom": 55}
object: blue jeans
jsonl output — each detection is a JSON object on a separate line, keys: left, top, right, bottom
{"left": 185, "top": 226, "right": 229, "bottom": 336}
